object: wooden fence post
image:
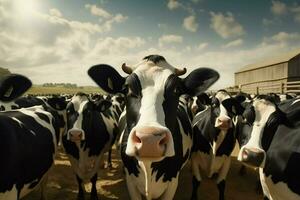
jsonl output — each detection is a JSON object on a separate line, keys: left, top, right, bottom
{"left": 281, "top": 82, "right": 284, "bottom": 93}
{"left": 256, "top": 86, "right": 259, "bottom": 95}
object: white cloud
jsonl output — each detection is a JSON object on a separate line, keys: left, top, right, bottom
{"left": 223, "top": 39, "right": 243, "bottom": 48}
{"left": 167, "top": 0, "right": 180, "bottom": 10}
{"left": 262, "top": 32, "right": 300, "bottom": 46}
{"left": 85, "top": 4, "right": 112, "bottom": 19}
{"left": 271, "top": 1, "right": 287, "bottom": 15}
{"left": 158, "top": 34, "right": 183, "bottom": 47}
{"left": 183, "top": 15, "right": 198, "bottom": 32}
{"left": 49, "top": 8, "right": 62, "bottom": 18}
{"left": 210, "top": 12, "right": 245, "bottom": 39}
{"left": 197, "top": 42, "right": 208, "bottom": 50}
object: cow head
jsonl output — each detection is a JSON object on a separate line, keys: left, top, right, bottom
{"left": 201, "top": 90, "right": 244, "bottom": 131}
{"left": 0, "top": 74, "right": 32, "bottom": 102}
{"left": 237, "top": 95, "right": 300, "bottom": 168}
{"left": 65, "top": 92, "right": 112, "bottom": 143}
{"left": 88, "top": 55, "right": 219, "bottom": 161}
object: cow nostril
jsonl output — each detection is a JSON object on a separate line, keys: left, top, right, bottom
{"left": 159, "top": 135, "right": 168, "bottom": 145}
{"left": 132, "top": 133, "right": 141, "bottom": 144}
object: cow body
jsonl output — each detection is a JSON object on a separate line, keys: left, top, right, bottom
{"left": 237, "top": 96, "right": 300, "bottom": 200}
{"left": 0, "top": 74, "right": 68, "bottom": 200}
{"left": 88, "top": 55, "right": 219, "bottom": 200}
{"left": 0, "top": 104, "right": 65, "bottom": 200}
{"left": 62, "top": 93, "right": 116, "bottom": 200}
{"left": 191, "top": 90, "right": 244, "bottom": 200}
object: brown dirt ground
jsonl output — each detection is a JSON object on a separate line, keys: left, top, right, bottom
{"left": 23, "top": 145, "right": 263, "bottom": 200}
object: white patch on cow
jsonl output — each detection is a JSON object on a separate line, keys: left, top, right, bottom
{"left": 134, "top": 62, "right": 173, "bottom": 128}
{"left": 260, "top": 168, "right": 300, "bottom": 200}
{"left": 191, "top": 151, "right": 231, "bottom": 182}
{"left": 237, "top": 99, "right": 276, "bottom": 167}
{"left": 67, "top": 149, "right": 103, "bottom": 181}
{"left": 125, "top": 164, "right": 177, "bottom": 200}
{"left": 17, "top": 106, "right": 58, "bottom": 154}
{"left": 212, "top": 130, "right": 226, "bottom": 155}
{"left": 0, "top": 101, "right": 18, "bottom": 111}
{"left": 68, "top": 96, "right": 89, "bottom": 140}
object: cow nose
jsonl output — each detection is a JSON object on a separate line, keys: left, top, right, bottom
{"left": 240, "top": 147, "right": 265, "bottom": 167}
{"left": 68, "top": 129, "right": 85, "bottom": 142}
{"left": 126, "top": 126, "right": 175, "bottom": 160}
{"left": 215, "top": 116, "right": 232, "bottom": 130}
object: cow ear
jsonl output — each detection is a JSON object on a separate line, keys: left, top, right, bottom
{"left": 235, "top": 94, "right": 246, "bottom": 103}
{"left": 196, "top": 93, "right": 211, "bottom": 105}
{"left": 222, "top": 98, "right": 245, "bottom": 115}
{"left": 0, "top": 74, "right": 32, "bottom": 102}
{"left": 94, "top": 99, "right": 112, "bottom": 112}
{"left": 88, "top": 64, "right": 126, "bottom": 94}
{"left": 182, "top": 68, "right": 219, "bottom": 96}
{"left": 285, "top": 108, "right": 300, "bottom": 127}
{"left": 47, "top": 97, "right": 67, "bottom": 110}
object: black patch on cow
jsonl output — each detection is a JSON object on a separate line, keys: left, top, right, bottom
{"left": 35, "top": 112, "right": 50, "bottom": 124}
{"left": 242, "top": 105, "right": 255, "bottom": 126}
{"left": 0, "top": 105, "right": 4, "bottom": 111}
{"left": 63, "top": 97, "right": 110, "bottom": 159}
{"left": 263, "top": 124, "right": 300, "bottom": 195}
{"left": 120, "top": 129, "right": 140, "bottom": 176}
{"left": 0, "top": 109, "right": 59, "bottom": 194}
{"left": 216, "top": 128, "right": 235, "bottom": 156}
{"left": 143, "top": 55, "right": 166, "bottom": 64}
{"left": 261, "top": 110, "right": 284, "bottom": 151}
{"left": 120, "top": 74, "right": 142, "bottom": 176}
{"left": 125, "top": 74, "right": 142, "bottom": 131}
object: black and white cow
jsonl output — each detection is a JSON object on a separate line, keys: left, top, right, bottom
{"left": 88, "top": 55, "right": 219, "bottom": 200}
{"left": 0, "top": 75, "right": 67, "bottom": 200}
{"left": 191, "top": 90, "right": 244, "bottom": 200}
{"left": 62, "top": 92, "right": 121, "bottom": 200}
{"left": 237, "top": 95, "right": 300, "bottom": 200}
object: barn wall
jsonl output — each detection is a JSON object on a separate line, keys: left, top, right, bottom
{"left": 235, "top": 63, "right": 288, "bottom": 86}
{"left": 288, "top": 55, "right": 300, "bottom": 82}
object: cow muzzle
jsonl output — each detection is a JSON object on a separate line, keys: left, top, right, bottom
{"left": 215, "top": 116, "right": 232, "bottom": 130}
{"left": 238, "top": 147, "right": 265, "bottom": 168}
{"left": 67, "top": 129, "right": 85, "bottom": 142}
{"left": 126, "top": 126, "right": 175, "bottom": 161}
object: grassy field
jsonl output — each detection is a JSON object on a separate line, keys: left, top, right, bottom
{"left": 26, "top": 86, "right": 104, "bottom": 95}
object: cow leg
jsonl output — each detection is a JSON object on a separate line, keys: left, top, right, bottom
{"left": 90, "top": 174, "right": 99, "bottom": 200}
{"left": 40, "top": 174, "right": 49, "bottom": 200}
{"left": 217, "top": 180, "right": 225, "bottom": 200}
{"left": 76, "top": 175, "right": 85, "bottom": 200}
{"left": 160, "top": 178, "right": 178, "bottom": 200}
{"left": 126, "top": 175, "right": 142, "bottom": 200}
{"left": 191, "top": 176, "right": 201, "bottom": 200}
{"left": 191, "top": 154, "right": 202, "bottom": 200}
{"left": 107, "top": 148, "right": 113, "bottom": 169}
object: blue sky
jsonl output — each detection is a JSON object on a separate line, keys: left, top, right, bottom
{"left": 1, "top": 0, "right": 300, "bottom": 89}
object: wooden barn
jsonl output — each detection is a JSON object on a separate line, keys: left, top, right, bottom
{"left": 234, "top": 49, "right": 300, "bottom": 94}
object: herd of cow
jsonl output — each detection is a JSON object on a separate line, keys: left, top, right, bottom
{"left": 0, "top": 55, "right": 299, "bottom": 200}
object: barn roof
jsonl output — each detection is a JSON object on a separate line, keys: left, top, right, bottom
{"left": 235, "top": 49, "right": 300, "bottom": 74}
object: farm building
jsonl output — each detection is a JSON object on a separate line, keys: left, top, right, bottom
{"left": 234, "top": 49, "right": 300, "bottom": 94}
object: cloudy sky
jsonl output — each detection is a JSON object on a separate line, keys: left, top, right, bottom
{"left": 1, "top": 0, "right": 300, "bottom": 89}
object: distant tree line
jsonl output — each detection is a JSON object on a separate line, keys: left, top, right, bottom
{"left": 42, "top": 83, "right": 78, "bottom": 88}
